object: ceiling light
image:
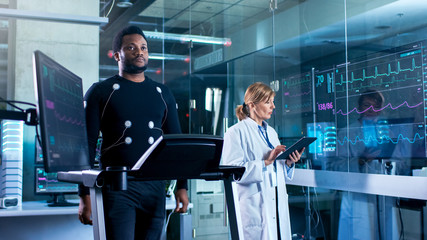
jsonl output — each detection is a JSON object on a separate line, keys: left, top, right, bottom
{"left": 149, "top": 53, "right": 190, "bottom": 62}
{"left": 117, "top": 0, "right": 133, "bottom": 8}
{"left": 144, "top": 31, "right": 232, "bottom": 46}
{"left": 103, "top": 52, "right": 189, "bottom": 62}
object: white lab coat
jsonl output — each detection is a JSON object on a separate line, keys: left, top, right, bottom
{"left": 221, "top": 117, "right": 295, "bottom": 240}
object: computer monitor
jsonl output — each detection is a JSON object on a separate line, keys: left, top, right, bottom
{"left": 33, "top": 50, "right": 90, "bottom": 172}
{"left": 35, "top": 167, "right": 79, "bottom": 207}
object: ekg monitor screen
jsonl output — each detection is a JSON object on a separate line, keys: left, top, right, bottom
{"left": 35, "top": 167, "right": 78, "bottom": 194}
{"left": 33, "top": 50, "right": 90, "bottom": 172}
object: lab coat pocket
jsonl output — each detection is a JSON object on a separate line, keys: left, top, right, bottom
{"left": 237, "top": 182, "right": 261, "bottom": 201}
{"left": 240, "top": 191, "right": 264, "bottom": 238}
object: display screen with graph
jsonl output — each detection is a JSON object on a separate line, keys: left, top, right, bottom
{"left": 35, "top": 167, "right": 79, "bottom": 207}
{"left": 281, "top": 40, "right": 427, "bottom": 166}
{"left": 35, "top": 167, "right": 78, "bottom": 194}
{"left": 33, "top": 50, "right": 90, "bottom": 172}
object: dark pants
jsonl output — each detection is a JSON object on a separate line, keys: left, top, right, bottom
{"left": 102, "top": 180, "right": 166, "bottom": 240}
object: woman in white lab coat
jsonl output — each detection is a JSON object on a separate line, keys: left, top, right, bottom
{"left": 221, "top": 82, "right": 304, "bottom": 240}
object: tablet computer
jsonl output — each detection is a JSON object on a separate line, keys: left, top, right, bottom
{"left": 276, "top": 137, "right": 317, "bottom": 160}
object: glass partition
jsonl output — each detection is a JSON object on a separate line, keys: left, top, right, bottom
{"left": 188, "top": 1, "right": 275, "bottom": 238}
{"left": 217, "top": 0, "right": 427, "bottom": 239}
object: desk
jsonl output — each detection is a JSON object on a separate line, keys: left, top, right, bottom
{"left": 0, "top": 199, "right": 193, "bottom": 240}
{"left": 0, "top": 200, "right": 93, "bottom": 240}
{"left": 0, "top": 199, "right": 191, "bottom": 217}
{"left": 0, "top": 200, "right": 80, "bottom": 217}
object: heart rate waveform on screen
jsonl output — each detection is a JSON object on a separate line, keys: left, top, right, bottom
{"left": 53, "top": 109, "right": 85, "bottom": 127}
{"left": 36, "top": 167, "right": 78, "bottom": 193}
{"left": 282, "top": 72, "right": 313, "bottom": 114}
{"left": 335, "top": 48, "right": 424, "bottom": 95}
{"left": 284, "top": 90, "right": 311, "bottom": 98}
{"left": 335, "top": 101, "right": 423, "bottom": 116}
{"left": 43, "top": 65, "right": 83, "bottom": 100}
{"left": 283, "top": 73, "right": 311, "bottom": 89}
{"left": 339, "top": 58, "right": 421, "bottom": 84}
{"left": 337, "top": 132, "right": 424, "bottom": 146}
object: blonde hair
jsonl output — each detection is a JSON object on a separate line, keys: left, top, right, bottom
{"left": 235, "top": 82, "right": 275, "bottom": 121}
